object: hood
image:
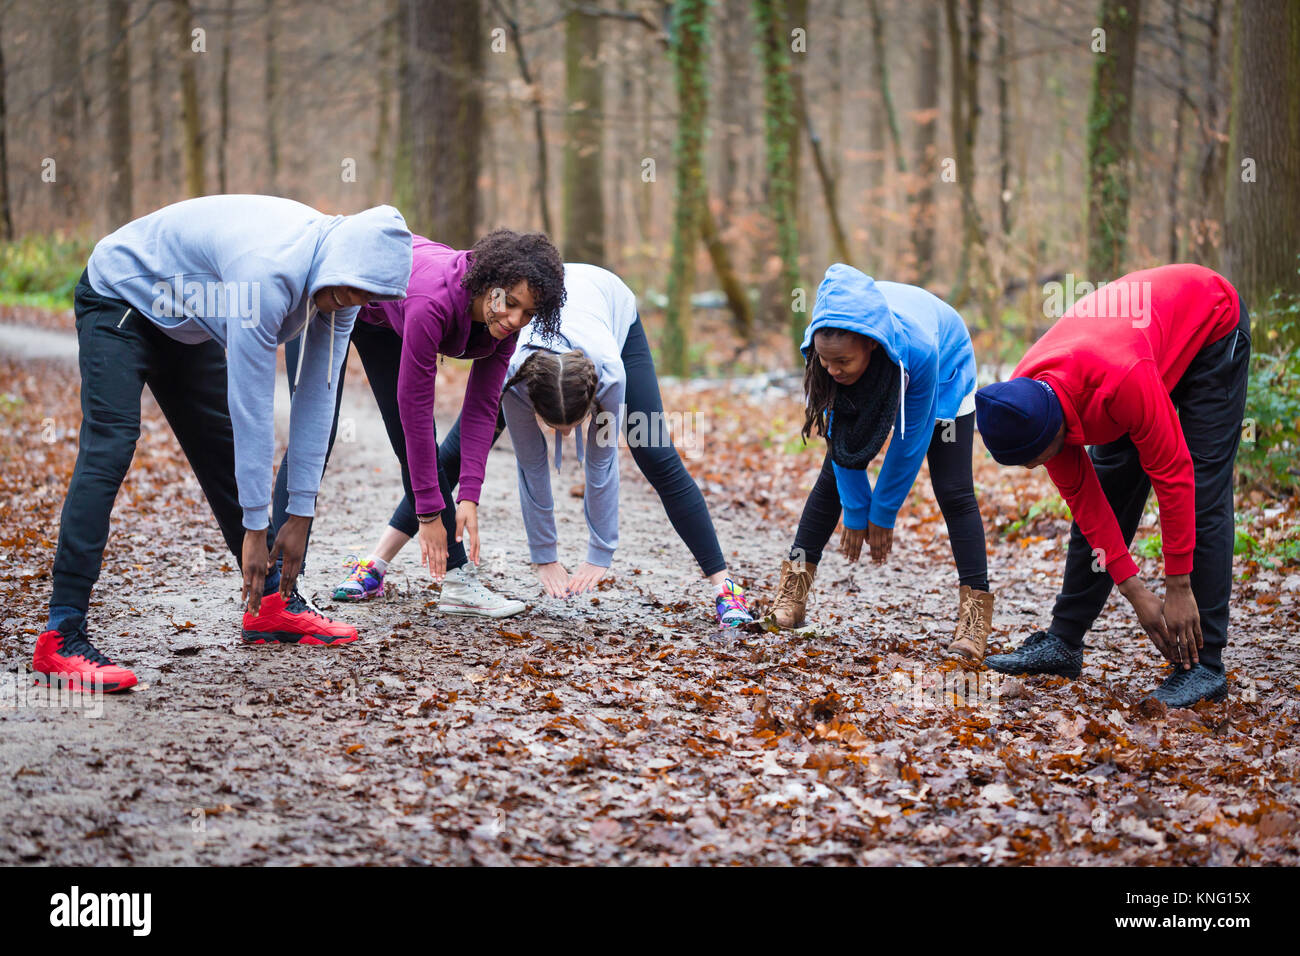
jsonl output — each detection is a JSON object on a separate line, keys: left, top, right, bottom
{"left": 292, "top": 204, "right": 412, "bottom": 389}
{"left": 801, "top": 263, "right": 912, "bottom": 440}
{"left": 306, "top": 204, "right": 413, "bottom": 302}
{"left": 800, "top": 264, "right": 908, "bottom": 370}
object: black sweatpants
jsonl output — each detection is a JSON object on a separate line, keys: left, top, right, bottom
{"left": 790, "top": 412, "right": 989, "bottom": 591}
{"left": 1048, "top": 305, "right": 1251, "bottom": 673}
{"left": 376, "top": 317, "right": 728, "bottom": 576}
{"left": 271, "top": 319, "right": 469, "bottom": 572}
{"left": 47, "top": 272, "right": 267, "bottom": 633}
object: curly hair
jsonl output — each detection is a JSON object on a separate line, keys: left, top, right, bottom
{"left": 460, "top": 229, "right": 566, "bottom": 339}
{"left": 502, "top": 349, "right": 599, "bottom": 427}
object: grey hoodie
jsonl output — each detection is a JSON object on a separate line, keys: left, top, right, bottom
{"left": 87, "top": 195, "right": 412, "bottom": 530}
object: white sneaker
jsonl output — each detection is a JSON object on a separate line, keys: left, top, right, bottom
{"left": 437, "top": 564, "right": 527, "bottom": 619}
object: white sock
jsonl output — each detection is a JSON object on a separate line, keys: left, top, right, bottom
{"left": 714, "top": 577, "right": 734, "bottom": 596}
{"left": 366, "top": 555, "right": 389, "bottom": 574}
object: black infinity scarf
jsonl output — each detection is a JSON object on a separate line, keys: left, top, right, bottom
{"left": 829, "top": 352, "right": 901, "bottom": 470}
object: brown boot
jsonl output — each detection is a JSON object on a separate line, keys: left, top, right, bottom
{"left": 947, "top": 585, "right": 994, "bottom": 665}
{"left": 772, "top": 559, "right": 817, "bottom": 629}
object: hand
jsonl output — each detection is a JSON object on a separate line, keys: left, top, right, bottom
{"left": 267, "top": 514, "right": 311, "bottom": 601}
{"left": 868, "top": 522, "right": 894, "bottom": 564}
{"left": 241, "top": 529, "right": 269, "bottom": 614}
{"left": 535, "top": 561, "right": 571, "bottom": 598}
{"left": 840, "top": 526, "right": 866, "bottom": 563}
{"left": 1162, "top": 575, "right": 1202, "bottom": 670}
{"left": 455, "top": 501, "right": 480, "bottom": 565}
{"left": 418, "top": 518, "right": 448, "bottom": 581}
{"left": 566, "top": 562, "right": 608, "bottom": 596}
{"left": 1119, "top": 577, "right": 1175, "bottom": 663}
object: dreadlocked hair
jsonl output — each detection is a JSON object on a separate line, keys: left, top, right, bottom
{"left": 801, "top": 326, "right": 858, "bottom": 442}
{"left": 460, "top": 229, "right": 567, "bottom": 340}
{"left": 502, "top": 350, "right": 598, "bottom": 428}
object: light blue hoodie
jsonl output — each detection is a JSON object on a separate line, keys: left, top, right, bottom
{"left": 87, "top": 195, "right": 413, "bottom": 530}
{"left": 800, "top": 264, "right": 976, "bottom": 530}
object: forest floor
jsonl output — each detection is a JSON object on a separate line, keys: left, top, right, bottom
{"left": 1, "top": 305, "right": 1298, "bottom": 866}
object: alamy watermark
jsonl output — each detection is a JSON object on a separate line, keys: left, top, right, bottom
{"left": 1, "top": 666, "right": 105, "bottom": 718}
{"left": 890, "top": 664, "right": 1003, "bottom": 716}
{"left": 150, "top": 276, "right": 262, "bottom": 328}
{"left": 1043, "top": 275, "right": 1153, "bottom": 328}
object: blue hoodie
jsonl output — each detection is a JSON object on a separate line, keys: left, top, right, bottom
{"left": 87, "top": 195, "right": 413, "bottom": 530}
{"left": 800, "top": 264, "right": 976, "bottom": 530}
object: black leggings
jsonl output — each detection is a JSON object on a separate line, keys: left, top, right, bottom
{"left": 790, "top": 412, "right": 989, "bottom": 591}
{"left": 388, "top": 318, "right": 728, "bottom": 576}
{"left": 272, "top": 319, "right": 469, "bottom": 572}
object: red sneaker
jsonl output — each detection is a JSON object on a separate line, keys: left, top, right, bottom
{"left": 32, "top": 629, "right": 138, "bottom": 693}
{"left": 242, "top": 590, "right": 359, "bottom": 645}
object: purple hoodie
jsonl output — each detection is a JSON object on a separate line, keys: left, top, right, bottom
{"left": 359, "top": 236, "right": 516, "bottom": 514}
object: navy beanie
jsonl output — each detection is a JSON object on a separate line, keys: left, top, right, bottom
{"left": 975, "top": 378, "right": 1064, "bottom": 465}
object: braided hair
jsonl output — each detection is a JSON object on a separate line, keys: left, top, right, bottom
{"left": 802, "top": 327, "right": 856, "bottom": 441}
{"left": 502, "top": 349, "right": 599, "bottom": 427}
{"left": 460, "top": 229, "right": 567, "bottom": 340}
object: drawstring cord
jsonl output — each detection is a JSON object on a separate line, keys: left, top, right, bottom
{"left": 292, "top": 301, "right": 338, "bottom": 389}
{"left": 899, "top": 367, "right": 907, "bottom": 440}
{"left": 294, "top": 301, "right": 314, "bottom": 389}
{"left": 328, "top": 311, "right": 336, "bottom": 387}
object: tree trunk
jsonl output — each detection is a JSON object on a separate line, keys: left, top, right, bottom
{"left": 717, "top": 0, "right": 751, "bottom": 220}
{"left": 796, "top": 85, "right": 852, "bottom": 265}
{"left": 944, "top": 0, "right": 998, "bottom": 328}
{"left": 218, "top": 0, "right": 233, "bottom": 195}
{"left": 370, "top": 0, "right": 399, "bottom": 206}
{"left": 106, "top": 0, "right": 133, "bottom": 226}
{"left": 995, "top": 0, "right": 1013, "bottom": 237}
{"left": 663, "top": 0, "right": 711, "bottom": 376}
{"left": 148, "top": 7, "right": 165, "bottom": 195}
{"left": 1167, "top": 0, "right": 1188, "bottom": 262}
{"left": 491, "top": 0, "right": 553, "bottom": 236}
{"left": 910, "top": 0, "right": 940, "bottom": 285}
{"left": 265, "top": 0, "right": 279, "bottom": 193}
{"left": 1223, "top": 0, "right": 1300, "bottom": 308}
{"left": 700, "top": 197, "right": 753, "bottom": 337}
{"left": 1085, "top": 0, "right": 1141, "bottom": 280}
{"left": 406, "top": 0, "right": 483, "bottom": 245}
{"left": 563, "top": 9, "right": 605, "bottom": 264}
{"left": 50, "top": 3, "right": 83, "bottom": 218}
{"left": 0, "top": 11, "right": 12, "bottom": 240}
{"left": 754, "top": 0, "right": 801, "bottom": 355}
{"left": 173, "top": 0, "right": 204, "bottom": 197}
{"left": 1192, "top": 0, "right": 1224, "bottom": 267}
{"left": 869, "top": 0, "right": 907, "bottom": 175}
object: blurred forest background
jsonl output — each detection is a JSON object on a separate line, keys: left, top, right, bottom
{"left": 0, "top": 0, "right": 1297, "bottom": 481}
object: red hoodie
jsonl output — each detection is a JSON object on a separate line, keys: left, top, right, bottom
{"left": 1014, "top": 264, "right": 1240, "bottom": 584}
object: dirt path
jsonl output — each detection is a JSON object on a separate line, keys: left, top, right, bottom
{"left": 2, "top": 324, "right": 1297, "bottom": 865}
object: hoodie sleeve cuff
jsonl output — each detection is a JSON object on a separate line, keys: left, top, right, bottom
{"left": 867, "top": 504, "right": 897, "bottom": 530}
{"left": 529, "top": 544, "right": 559, "bottom": 565}
{"left": 456, "top": 478, "right": 483, "bottom": 505}
{"left": 413, "top": 487, "right": 445, "bottom": 515}
{"left": 285, "top": 491, "right": 316, "bottom": 519}
{"left": 242, "top": 506, "right": 269, "bottom": 532}
{"left": 1107, "top": 553, "right": 1141, "bottom": 585}
{"left": 1162, "top": 548, "right": 1194, "bottom": 578}
{"left": 586, "top": 543, "right": 615, "bottom": 568}
{"left": 841, "top": 504, "right": 871, "bottom": 531}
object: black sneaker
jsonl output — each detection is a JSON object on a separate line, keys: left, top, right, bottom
{"left": 1147, "top": 664, "right": 1228, "bottom": 708}
{"left": 984, "top": 630, "right": 1083, "bottom": 679}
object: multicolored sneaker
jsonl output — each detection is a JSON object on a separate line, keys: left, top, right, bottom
{"left": 333, "top": 556, "right": 385, "bottom": 602}
{"left": 715, "top": 578, "right": 754, "bottom": 628}
{"left": 32, "top": 627, "right": 138, "bottom": 693}
{"left": 242, "top": 590, "right": 359, "bottom": 645}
